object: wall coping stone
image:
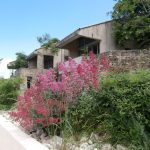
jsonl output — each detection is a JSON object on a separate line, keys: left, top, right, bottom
{"left": 0, "top": 115, "right": 48, "bottom": 150}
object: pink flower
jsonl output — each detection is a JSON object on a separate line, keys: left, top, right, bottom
{"left": 10, "top": 51, "right": 109, "bottom": 130}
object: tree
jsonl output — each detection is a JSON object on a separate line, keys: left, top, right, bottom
{"left": 111, "top": 0, "right": 150, "bottom": 48}
{"left": 14, "top": 52, "right": 28, "bottom": 69}
{"left": 7, "top": 52, "right": 28, "bottom": 69}
{"left": 37, "top": 33, "right": 50, "bottom": 45}
{"left": 37, "top": 34, "right": 60, "bottom": 54}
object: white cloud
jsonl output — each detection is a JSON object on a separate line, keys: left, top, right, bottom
{"left": 0, "top": 58, "right": 14, "bottom": 79}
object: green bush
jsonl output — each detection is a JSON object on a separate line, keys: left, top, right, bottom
{"left": 62, "top": 89, "right": 99, "bottom": 140}
{"left": 0, "top": 78, "right": 21, "bottom": 110}
{"left": 99, "top": 70, "right": 150, "bottom": 148}
{"left": 64, "top": 70, "right": 150, "bottom": 149}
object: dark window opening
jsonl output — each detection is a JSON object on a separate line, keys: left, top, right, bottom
{"left": 125, "top": 48, "right": 131, "bottom": 50}
{"left": 88, "top": 43, "right": 100, "bottom": 54}
{"left": 64, "top": 56, "right": 69, "bottom": 61}
{"left": 27, "top": 77, "right": 32, "bottom": 89}
{"left": 79, "top": 37, "right": 95, "bottom": 48}
{"left": 78, "top": 37, "right": 100, "bottom": 55}
{"left": 44, "top": 55, "right": 53, "bottom": 69}
{"left": 28, "top": 56, "right": 37, "bottom": 69}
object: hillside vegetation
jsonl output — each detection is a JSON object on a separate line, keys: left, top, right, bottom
{"left": 0, "top": 78, "right": 21, "bottom": 110}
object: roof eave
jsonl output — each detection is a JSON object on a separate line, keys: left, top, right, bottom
{"left": 57, "top": 29, "right": 81, "bottom": 48}
{"left": 27, "top": 50, "right": 38, "bottom": 60}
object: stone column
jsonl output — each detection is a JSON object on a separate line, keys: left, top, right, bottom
{"left": 37, "top": 53, "right": 43, "bottom": 70}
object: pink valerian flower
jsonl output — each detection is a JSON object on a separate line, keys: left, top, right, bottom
{"left": 35, "top": 105, "right": 48, "bottom": 116}
{"left": 10, "top": 52, "right": 109, "bottom": 130}
{"left": 100, "top": 53, "right": 109, "bottom": 69}
{"left": 48, "top": 117, "right": 60, "bottom": 124}
{"left": 33, "top": 118, "right": 45, "bottom": 124}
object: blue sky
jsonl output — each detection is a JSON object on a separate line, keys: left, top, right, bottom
{"left": 0, "top": 0, "right": 116, "bottom": 78}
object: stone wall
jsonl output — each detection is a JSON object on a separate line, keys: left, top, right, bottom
{"left": 15, "top": 68, "right": 46, "bottom": 92}
{"left": 17, "top": 49, "right": 150, "bottom": 93}
{"left": 104, "top": 49, "right": 150, "bottom": 70}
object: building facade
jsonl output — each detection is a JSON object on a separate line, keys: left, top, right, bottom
{"left": 8, "top": 20, "right": 141, "bottom": 91}
{"left": 57, "top": 20, "right": 138, "bottom": 59}
{"left": 8, "top": 47, "right": 68, "bottom": 91}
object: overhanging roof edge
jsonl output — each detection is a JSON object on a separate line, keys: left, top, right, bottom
{"left": 27, "top": 50, "right": 38, "bottom": 60}
{"left": 57, "top": 29, "right": 80, "bottom": 48}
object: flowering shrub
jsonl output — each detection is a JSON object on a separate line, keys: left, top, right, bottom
{"left": 11, "top": 52, "right": 109, "bottom": 131}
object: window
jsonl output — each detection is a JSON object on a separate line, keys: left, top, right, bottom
{"left": 78, "top": 37, "right": 100, "bottom": 55}
{"left": 44, "top": 55, "right": 53, "bottom": 69}
{"left": 88, "top": 42, "right": 100, "bottom": 54}
{"left": 64, "top": 56, "right": 69, "bottom": 61}
{"left": 27, "top": 76, "right": 32, "bottom": 89}
{"left": 125, "top": 48, "right": 131, "bottom": 50}
{"left": 28, "top": 56, "right": 37, "bottom": 69}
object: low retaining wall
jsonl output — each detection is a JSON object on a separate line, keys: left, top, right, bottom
{"left": 66, "top": 49, "right": 150, "bottom": 71}
{"left": 0, "top": 115, "right": 48, "bottom": 150}
{"left": 106, "top": 49, "right": 150, "bottom": 70}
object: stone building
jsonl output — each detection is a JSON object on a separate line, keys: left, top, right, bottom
{"left": 57, "top": 20, "right": 138, "bottom": 61}
{"left": 8, "top": 47, "right": 68, "bottom": 91}
{"left": 8, "top": 20, "right": 143, "bottom": 91}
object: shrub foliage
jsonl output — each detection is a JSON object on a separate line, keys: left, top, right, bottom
{"left": 111, "top": 0, "right": 150, "bottom": 48}
{"left": 67, "top": 70, "right": 150, "bottom": 148}
{"left": 10, "top": 51, "right": 150, "bottom": 149}
{"left": 0, "top": 78, "right": 21, "bottom": 110}
{"left": 11, "top": 52, "right": 109, "bottom": 132}
{"left": 100, "top": 70, "right": 150, "bottom": 148}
